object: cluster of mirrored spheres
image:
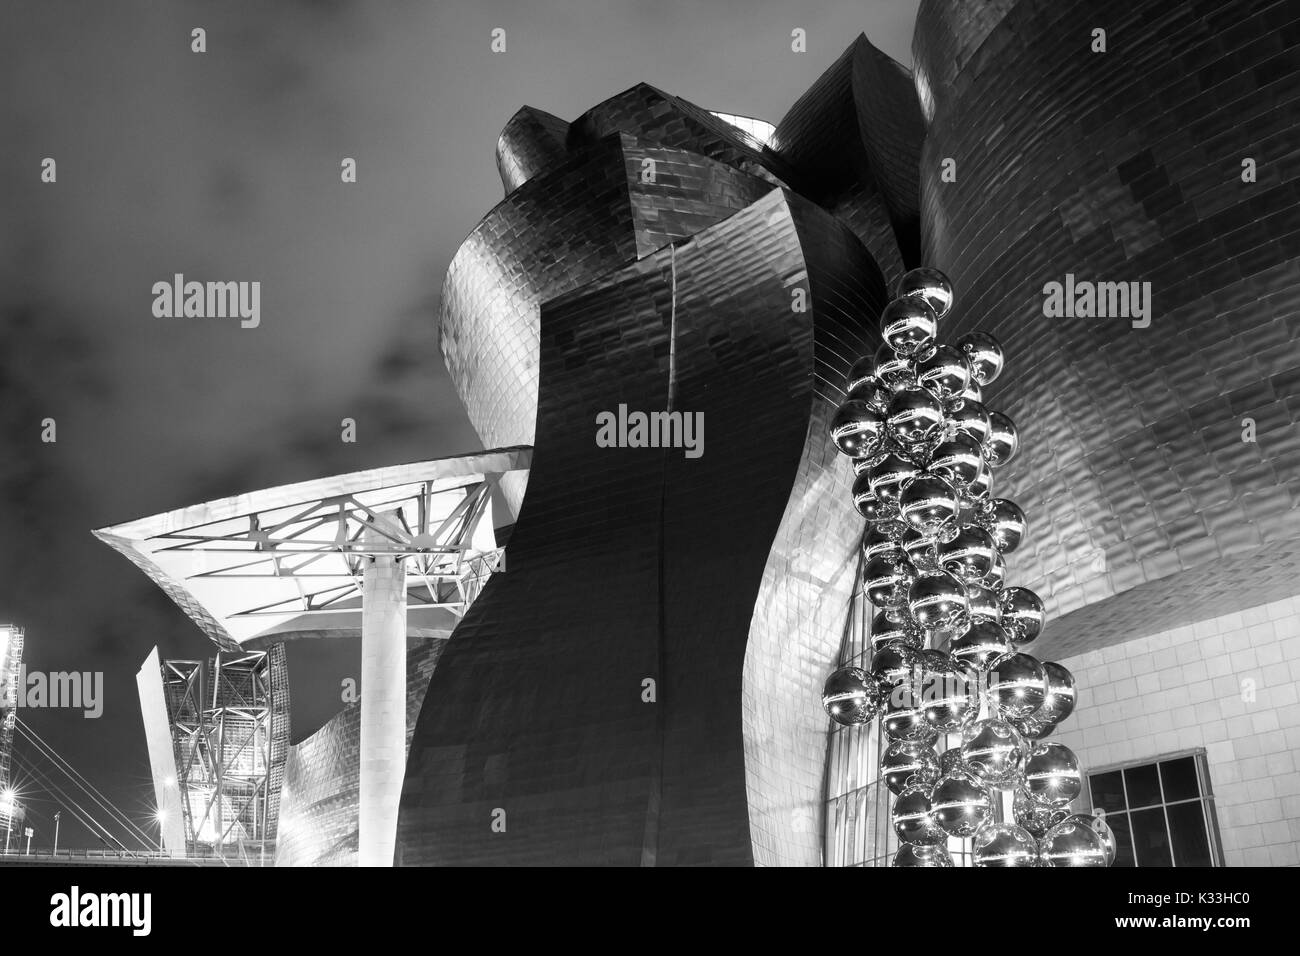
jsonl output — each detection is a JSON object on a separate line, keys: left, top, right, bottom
{"left": 822, "top": 267, "right": 1116, "bottom": 867}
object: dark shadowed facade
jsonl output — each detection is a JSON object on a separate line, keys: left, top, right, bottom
{"left": 402, "top": 35, "right": 922, "bottom": 866}
{"left": 912, "top": 0, "right": 1300, "bottom": 663}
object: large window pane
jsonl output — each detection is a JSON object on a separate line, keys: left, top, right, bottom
{"left": 1130, "top": 807, "right": 1172, "bottom": 866}
{"left": 1090, "top": 770, "right": 1126, "bottom": 812}
{"left": 1107, "top": 812, "right": 1136, "bottom": 868}
{"left": 1167, "top": 801, "right": 1212, "bottom": 867}
{"left": 1159, "top": 757, "right": 1200, "bottom": 803}
{"left": 1124, "top": 763, "right": 1162, "bottom": 808}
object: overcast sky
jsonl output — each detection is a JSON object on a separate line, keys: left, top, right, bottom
{"left": 0, "top": 0, "right": 918, "bottom": 852}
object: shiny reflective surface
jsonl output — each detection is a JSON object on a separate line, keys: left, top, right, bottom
{"left": 822, "top": 666, "right": 883, "bottom": 726}
{"left": 893, "top": 843, "right": 954, "bottom": 867}
{"left": 961, "top": 717, "right": 1025, "bottom": 788}
{"left": 1040, "top": 817, "right": 1109, "bottom": 867}
{"left": 881, "top": 739, "right": 941, "bottom": 796}
{"left": 987, "top": 652, "right": 1047, "bottom": 720}
{"left": 897, "top": 266, "right": 956, "bottom": 319}
{"left": 931, "top": 771, "right": 993, "bottom": 836}
{"left": 973, "top": 822, "right": 1039, "bottom": 867}
{"left": 1012, "top": 787, "right": 1068, "bottom": 838}
{"left": 1023, "top": 742, "right": 1082, "bottom": 807}
{"left": 908, "top": 569, "right": 970, "bottom": 633}
{"left": 892, "top": 780, "right": 946, "bottom": 846}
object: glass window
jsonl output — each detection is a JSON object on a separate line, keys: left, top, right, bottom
{"left": 1085, "top": 750, "right": 1222, "bottom": 867}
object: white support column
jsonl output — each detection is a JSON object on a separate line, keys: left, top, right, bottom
{"left": 359, "top": 523, "right": 407, "bottom": 867}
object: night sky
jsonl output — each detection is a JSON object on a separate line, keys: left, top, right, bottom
{"left": 0, "top": 0, "right": 917, "bottom": 851}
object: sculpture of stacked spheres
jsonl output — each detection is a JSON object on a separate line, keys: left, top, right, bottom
{"left": 822, "top": 268, "right": 1113, "bottom": 868}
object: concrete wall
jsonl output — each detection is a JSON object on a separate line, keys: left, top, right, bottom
{"left": 1054, "top": 595, "right": 1300, "bottom": 866}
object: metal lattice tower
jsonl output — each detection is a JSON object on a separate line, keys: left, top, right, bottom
{"left": 0, "top": 626, "right": 24, "bottom": 801}
{"left": 158, "top": 646, "right": 288, "bottom": 857}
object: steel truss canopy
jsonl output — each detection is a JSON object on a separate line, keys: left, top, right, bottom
{"left": 96, "top": 449, "right": 531, "bottom": 650}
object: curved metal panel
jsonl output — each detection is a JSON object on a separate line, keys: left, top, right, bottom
{"left": 912, "top": 0, "right": 1300, "bottom": 659}
{"left": 400, "top": 188, "right": 885, "bottom": 865}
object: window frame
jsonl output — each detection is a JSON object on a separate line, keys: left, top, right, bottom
{"left": 1083, "top": 748, "right": 1224, "bottom": 867}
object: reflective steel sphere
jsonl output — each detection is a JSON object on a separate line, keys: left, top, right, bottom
{"left": 939, "top": 747, "right": 968, "bottom": 777}
{"left": 874, "top": 342, "right": 916, "bottom": 391}
{"left": 862, "top": 526, "right": 899, "bottom": 561}
{"left": 901, "top": 527, "right": 940, "bottom": 571}
{"left": 987, "top": 652, "right": 1048, "bottom": 720}
{"left": 893, "top": 844, "right": 954, "bottom": 867}
{"left": 881, "top": 739, "right": 941, "bottom": 795}
{"left": 1024, "top": 742, "right": 1082, "bottom": 807}
{"left": 851, "top": 471, "right": 879, "bottom": 521}
{"left": 962, "top": 460, "right": 994, "bottom": 505}
{"left": 1000, "top": 586, "right": 1046, "bottom": 642}
{"left": 964, "top": 582, "right": 1004, "bottom": 624}
{"left": 829, "top": 398, "right": 886, "bottom": 459}
{"left": 949, "top": 399, "right": 991, "bottom": 446}
{"left": 1037, "top": 661, "right": 1077, "bottom": 726}
{"left": 892, "top": 780, "right": 946, "bottom": 846}
{"left": 887, "top": 388, "right": 946, "bottom": 446}
{"left": 1058, "top": 814, "right": 1117, "bottom": 866}
{"left": 961, "top": 717, "right": 1026, "bottom": 788}
{"left": 821, "top": 666, "right": 882, "bottom": 726}
{"left": 1011, "top": 710, "right": 1058, "bottom": 742}
{"left": 931, "top": 772, "right": 994, "bottom": 837}
{"left": 915, "top": 343, "right": 971, "bottom": 400}
{"left": 973, "top": 822, "right": 1039, "bottom": 867}
{"left": 955, "top": 380, "right": 984, "bottom": 407}
{"left": 1013, "top": 787, "right": 1070, "bottom": 838}
{"left": 869, "top": 452, "right": 920, "bottom": 505}
{"left": 984, "top": 410, "right": 1020, "bottom": 466}
{"left": 845, "top": 354, "right": 877, "bottom": 394}
{"left": 907, "top": 569, "right": 970, "bottom": 633}
{"left": 896, "top": 267, "right": 955, "bottom": 319}
{"left": 977, "top": 498, "right": 1027, "bottom": 553}
{"left": 951, "top": 619, "right": 1012, "bottom": 670}
{"left": 852, "top": 454, "right": 876, "bottom": 475}
{"left": 937, "top": 525, "right": 999, "bottom": 583}
{"left": 870, "top": 609, "right": 922, "bottom": 651}
{"left": 882, "top": 679, "right": 939, "bottom": 743}
{"left": 899, "top": 472, "right": 960, "bottom": 536}
{"left": 955, "top": 331, "right": 1005, "bottom": 387}
{"left": 863, "top": 552, "right": 913, "bottom": 609}
{"left": 871, "top": 643, "right": 919, "bottom": 689}
{"left": 881, "top": 297, "right": 938, "bottom": 358}
{"left": 919, "top": 656, "right": 980, "bottom": 732}
{"left": 928, "top": 433, "right": 985, "bottom": 490}
{"left": 846, "top": 376, "right": 891, "bottom": 414}
{"left": 1040, "top": 817, "right": 1109, "bottom": 867}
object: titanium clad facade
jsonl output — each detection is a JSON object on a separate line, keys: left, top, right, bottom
{"left": 439, "top": 132, "right": 774, "bottom": 515}
{"left": 770, "top": 34, "right": 926, "bottom": 288}
{"left": 276, "top": 638, "right": 445, "bottom": 867}
{"left": 495, "top": 106, "right": 569, "bottom": 195}
{"left": 912, "top": 0, "right": 1300, "bottom": 660}
{"left": 402, "top": 187, "right": 885, "bottom": 865}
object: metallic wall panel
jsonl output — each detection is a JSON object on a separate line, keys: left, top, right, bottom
{"left": 135, "top": 648, "right": 187, "bottom": 853}
{"left": 439, "top": 133, "right": 775, "bottom": 515}
{"left": 495, "top": 106, "right": 569, "bottom": 195}
{"left": 912, "top": 0, "right": 1300, "bottom": 660}
{"left": 275, "top": 638, "right": 444, "bottom": 867}
{"left": 740, "top": 196, "right": 886, "bottom": 867}
{"left": 400, "top": 188, "right": 884, "bottom": 866}
{"left": 771, "top": 34, "right": 926, "bottom": 285}
{"left": 567, "top": 83, "right": 793, "bottom": 187}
